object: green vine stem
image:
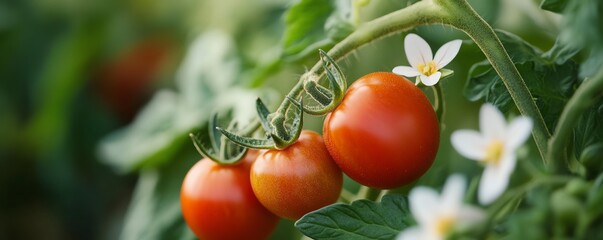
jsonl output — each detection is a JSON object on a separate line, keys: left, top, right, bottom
{"left": 547, "top": 68, "right": 603, "bottom": 172}
{"left": 274, "top": 0, "right": 443, "bottom": 117}
{"left": 263, "top": 0, "right": 551, "bottom": 164}
{"left": 432, "top": 0, "right": 551, "bottom": 165}
{"left": 431, "top": 83, "right": 445, "bottom": 123}
{"left": 355, "top": 186, "right": 382, "bottom": 201}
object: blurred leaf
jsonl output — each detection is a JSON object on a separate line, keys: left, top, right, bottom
{"left": 573, "top": 101, "right": 603, "bottom": 160}
{"left": 578, "top": 49, "right": 603, "bottom": 79}
{"left": 98, "top": 90, "right": 188, "bottom": 172}
{"left": 119, "top": 152, "right": 197, "bottom": 240}
{"left": 540, "top": 0, "right": 568, "bottom": 13}
{"left": 464, "top": 30, "right": 579, "bottom": 131}
{"left": 542, "top": 37, "right": 581, "bottom": 65}
{"left": 27, "top": 23, "right": 105, "bottom": 153}
{"left": 558, "top": 0, "right": 603, "bottom": 78}
{"left": 295, "top": 194, "right": 412, "bottom": 240}
{"left": 98, "top": 31, "right": 277, "bottom": 172}
{"left": 282, "top": 0, "right": 353, "bottom": 61}
{"left": 503, "top": 188, "right": 552, "bottom": 240}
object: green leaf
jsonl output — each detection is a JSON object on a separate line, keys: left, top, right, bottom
{"left": 464, "top": 30, "right": 580, "bottom": 131}
{"left": 540, "top": 0, "right": 569, "bottom": 13}
{"left": 573, "top": 101, "right": 603, "bottom": 159}
{"left": 542, "top": 37, "right": 581, "bottom": 65}
{"left": 282, "top": 0, "right": 353, "bottom": 60}
{"left": 502, "top": 188, "right": 552, "bottom": 240}
{"left": 295, "top": 194, "right": 412, "bottom": 240}
{"left": 119, "top": 152, "right": 197, "bottom": 240}
{"left": 558, "top": 0, "right": 603, "bottom": 78}
{"left": 98, "top": 31, "right": 278, "bottom": 172}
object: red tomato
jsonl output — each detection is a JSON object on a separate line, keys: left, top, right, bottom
{"left": 251, "top": 130, "right": 342, "bottom": 220}
{"left": 323, "top": 72, "right": 439, "bottom": 189}
{"left": 180, "top": 151, "right": 279, "bottom": 240}
{"left": 96, "top": 37, "right": 173, "bottom": 122}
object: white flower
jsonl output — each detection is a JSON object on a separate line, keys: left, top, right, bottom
{"left": 397, "top": 175, "right": 484, "bottom": 240}
{"left": 392, "top": 34, "right": 462, "bottom": 86}
{"left": 451, "top": 104, "right": 533, "bottom": 205}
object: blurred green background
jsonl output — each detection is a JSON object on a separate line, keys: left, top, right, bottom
{"left": 0, "top": 0, "right": 561, "bottom": 239}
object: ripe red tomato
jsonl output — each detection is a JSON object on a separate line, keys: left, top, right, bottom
{"left": 251, "top": 130, "right": 342, "bottom": 220}
{"left": 180, "top": 151, "right": 279, "bottom": 240}
{"left": 323, "top": 72, "right": 439, "bottom": 189}
{"left": 95, "top": 37, "right": 173, "bottom": 122}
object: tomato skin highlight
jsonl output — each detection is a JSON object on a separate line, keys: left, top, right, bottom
{"left": 180, "top": 151, "right": 279, "bottom": 240}
{"left": 251, "top": 130, "right": 343, "bottom": 220}
{"left": 323, "top": 72, "right": 439, "bottom": 189}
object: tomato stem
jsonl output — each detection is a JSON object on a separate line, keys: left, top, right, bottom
{"left": 251, "top": 0, "right": 552, "bottom": 156}
{"left": 546, "top": 68, "right": 603, "bottom": 173}
{"left": 339, "top": 188, "right": 355, "bottom": 204}
{"left": 431, "top": 83, "right": 445, "bottom": 123}
{"left": 433, "top": 0, "right": 551, "bottom": 166}
{"left": 356, "top": 186, "right": 382, "bottom": 201}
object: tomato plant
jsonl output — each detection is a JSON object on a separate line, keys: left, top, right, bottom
{"left": 323, "top": 72, "right": 439, "bottom": 189}
{"left": 180, "top": 150, "right": 279, "bottom": 240}
{"left": 250, "top": 130, "right": 343, "bottom": 220}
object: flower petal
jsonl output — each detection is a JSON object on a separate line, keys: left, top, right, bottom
{"left": 433, "top": 40, "right": 462, "bottom": 69}
{"left": 506, "top": 116, "right": 533, "bottom": 150}
{"left": 480, "top": 103, "right": 506, "bottom": 139}
{"left": 409, "top": 187, "right": 440, "bottom": 225}
{"left": 451, "top": 130, "right": 488, "bottom": 161}
{"left": 396, "top": 227, "right": 425, "bottom": 240}
{"left": 457, "top": 205, "right": 485, "bottom": 224}
{"left": 420, "top": 72, "right": 442, "bottom": 86}
{"left": 405, "top": 34, "right": 433, "bottom": 69}
{"left": 393, "top": 66, "right": 422, "bottom": 77}
{"left": 478, "top": 164, "right": 512, "bottom": 205}
{"left": 499, "top": 151, "right": 518, "bottom": 178}
{"left": 441, "top": 174, "right": 466, "bottom": 215}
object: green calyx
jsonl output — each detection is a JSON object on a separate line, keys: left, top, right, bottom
{"left": 218, "top": 97, "right": 304, "bottom": 150}
{"left": 189, "top": 113, "right": 249, "bottom": 165}
{"left": 302, "top": 49, "right": 347, "bottom": 115}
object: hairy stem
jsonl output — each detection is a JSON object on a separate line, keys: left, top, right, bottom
{"left": 547, "top": 68, "right": 603, "bottom": 172}
{"left": 273, "top": 0, "right": 551, "bottom": 160}
{"left": 432, "top": 83, "right": 445, "bottom": 123}
{"left": 356, "top": 186, "right": 382, "bottom": 201}
{"left": 275, "top": 0, "right": 444, "bottom": 114}
{"left": 433, "top": 0, "right": 551, "bottom": 166}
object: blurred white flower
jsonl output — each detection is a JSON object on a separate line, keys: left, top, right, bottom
{"left": 397, "top": 175, "right": 484, "bottom": 240}
{"left": 392, "top": 34, "right": 462, "bottom": 86}
{"left": 451, "top": 103, "right": 533, "bottom": 205}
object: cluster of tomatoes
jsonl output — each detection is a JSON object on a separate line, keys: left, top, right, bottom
{"left": 180, "top": 73, "right": 440, "bottom": 240}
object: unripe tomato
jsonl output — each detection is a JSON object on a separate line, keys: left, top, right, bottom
{"left": 180, "top": 151, "right": 279, "bottom": 240}
{"left": 251, "top": 130, "right": 343, "bottom": 220}
{"left": 323, "top": 72, "right": 439, "bottom": 189}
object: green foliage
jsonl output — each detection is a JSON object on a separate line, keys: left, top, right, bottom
{"left": 539, "top": 0, "right": 568, "bottom": 13}
{"left": 465, "top": 30, "right": 579, "bottom": 132}
{"left": 295, "top": 194, "right": 412, "bottom": 240}
{"left": 502, "top": 189, "right": 552, "bottom": 240}
{"left": 558, "top": 0, "right": 603, "bottom": 78}
{"left": 282, "top": 0, "right": 353, "bottom": 60}
{"left": 98, "top": 32, "right": 276, "bottom": 172}
{"left": 119, "top": 152, "right": 197, "bottom": 240}
{"left": 574, "top": 103, "right": 603, "bottom": 160}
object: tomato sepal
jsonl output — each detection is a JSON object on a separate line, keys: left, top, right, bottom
{"left": 189, "top": 113, "right": 249, "bottom": 165}
{"left": 218, "top": 96, "right": 304, "bottom": 150}
{"left": 302, "top": 49, "right": 347, "bottom": 115}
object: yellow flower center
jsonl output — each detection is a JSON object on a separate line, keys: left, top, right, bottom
{"left": 485, "top": 140, "right": 504, "bottom": 165}
{"left": 435, "top": 216, "right": 455, "bottom": 236}
{"left": 417, "top": 61, "right": 438, "bottom": 76}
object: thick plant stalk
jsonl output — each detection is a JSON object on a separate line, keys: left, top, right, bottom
{"left": 264, "top": 0, "right": 553, "bottom": 164}
{"left": 547, "top": 68, "right": 603, "bottom": 172}
{"left": 432, "top": 0, "right": 551, "bottom": 165}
